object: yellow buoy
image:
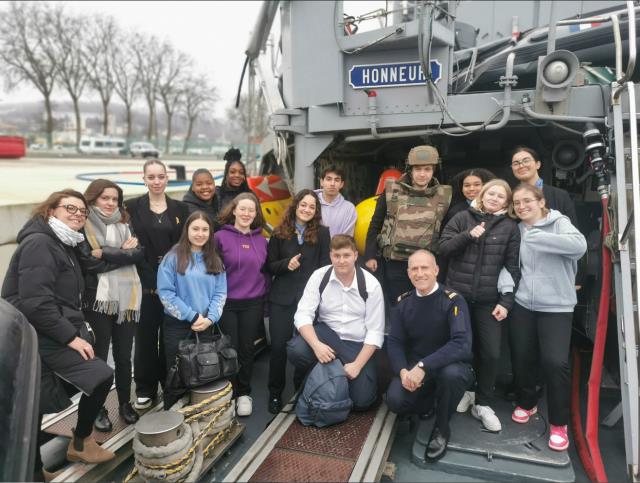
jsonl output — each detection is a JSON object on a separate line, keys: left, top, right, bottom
{"left": 261, "top": 197, "right": 292, "bottom": 238}
{"left": 354, "top": 195, "right": 379, "bottom": 256}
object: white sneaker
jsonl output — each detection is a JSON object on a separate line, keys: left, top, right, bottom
{"left": 471, "top": 404, "right": 502, "bottom": 432}
{"left": 237, "top": 396, "right": 253, "bottom": 417}
{"left": 133, "top": 397, "right": 152, "bottom": 410}
{"left": 456, "top": 391, "right": 475, "bottom": 413}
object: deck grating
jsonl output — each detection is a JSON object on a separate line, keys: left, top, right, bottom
{"left": 43, "top": 388, "right": 139, "bottom": 443}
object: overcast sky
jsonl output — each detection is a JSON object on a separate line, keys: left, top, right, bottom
{"left": 0, "top": 1, "right": 266, "bottom": 117}
{"left": 0, "top": 1, "right": 387, "bottom": 117}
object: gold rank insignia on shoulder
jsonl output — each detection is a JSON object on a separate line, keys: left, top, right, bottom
{"left": 444, "top": 289, "right": 458, "bottom": 300}
{"left": 397, "top": 291, "right": 412, "bottom": 303}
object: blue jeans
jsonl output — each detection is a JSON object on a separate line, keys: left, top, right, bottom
{"left": 286, "top": 322, "right": 378, "bottom": 410}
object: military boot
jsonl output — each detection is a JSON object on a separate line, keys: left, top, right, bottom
{"left": 67, "top": 429, "right": 115, "bottom": 464}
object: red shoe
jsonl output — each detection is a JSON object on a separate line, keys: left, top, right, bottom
{"left": 511, "top": 405, "right": 537, "bottom": 424}
{"left": 549, "top": 425, "right": 569, "bottom": 451}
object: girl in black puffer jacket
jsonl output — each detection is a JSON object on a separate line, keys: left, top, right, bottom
{"left": 439, "top": 179, "right": 521, "bottom": 433}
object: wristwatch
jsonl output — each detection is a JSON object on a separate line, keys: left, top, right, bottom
{"left": 417, "top": 361, "right": 425, "bottom": 371}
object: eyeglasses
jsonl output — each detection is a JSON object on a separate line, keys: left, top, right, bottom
{"left": 513, "top": 198, "right": 538, "bottom": 207}
{"left": 511, "top": 158, "right": 535, "bottom": 168}
{"left": 57, "top": 204, "right": 89, "bottom": 217}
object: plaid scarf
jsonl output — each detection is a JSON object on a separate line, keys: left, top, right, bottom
{"left": 84, "top": 207, "right": 141, "bottom": 323}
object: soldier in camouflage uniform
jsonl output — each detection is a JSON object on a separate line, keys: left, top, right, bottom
{"left": 364, "top": 145, "right": 452, "bottom": 305}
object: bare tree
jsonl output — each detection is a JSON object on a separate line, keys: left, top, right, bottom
{"left": 158, "top": 45, "right": 192, "bottom": 154}
{"left": 112, "top": 32, "right": 139, "bottom": 142}
{"left": 44, "top": 5, "right": 89, "bottom": 150}
{"left": 180, "top": 74, "right": 216, "bottom": 154}
{"left": 225, "top": 93, "right": 269, "bottom": 144}
{"left": 84, "top": 15, "right": 117, "bottom": 135}
{"left": 0, "top": 2, "right": 57, "bottom": 148}
{"left": 132, "top": 33, "right": 165, "bottom": 142}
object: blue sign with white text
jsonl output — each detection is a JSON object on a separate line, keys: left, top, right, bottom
{"left": 349, "top": 60, "right": 442, "bottom": 89}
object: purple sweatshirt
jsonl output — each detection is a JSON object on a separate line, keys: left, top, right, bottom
{"left": 214, "top": 225, "right": 268, "bottom": 301}
{"left": 315, "top": 189, "right": 358, "bottom": 237}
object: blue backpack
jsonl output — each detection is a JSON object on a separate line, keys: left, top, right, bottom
{"left": 295, "top": 359, "right": 353, "bottom": 428}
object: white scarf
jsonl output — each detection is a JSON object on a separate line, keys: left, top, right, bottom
{"left": 48, "top": 216, "right": 85, "bottom": 246}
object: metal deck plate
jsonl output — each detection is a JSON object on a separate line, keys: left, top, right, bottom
{"left": 249, "top": 448, "right": 356, "bottom": 482}
{"left": 276, "top": 410, "right": 377, "bottom": 459}
{"left": 43, "top": 388, "right": 137, "bottom": 443}
{"left": 411, "top": 398, "right": 574, "bottom": 482}
{"left": 249, "top": 406, "right": 378, "bottom": 482}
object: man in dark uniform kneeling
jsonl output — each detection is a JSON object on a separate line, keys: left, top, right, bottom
{"left": 385, "top": 249, "right": 474, "bottom": 461}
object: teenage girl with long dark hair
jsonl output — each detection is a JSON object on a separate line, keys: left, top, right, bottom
{"left": 266, "top": 189, "right": 330, "bottom": 413}
{"left": 157, "top": 211, "right": 227, "bottom": 408}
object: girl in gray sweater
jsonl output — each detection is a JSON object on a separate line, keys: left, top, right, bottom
{"left": 509, "top": 184, "right": 586, "bottom": 452}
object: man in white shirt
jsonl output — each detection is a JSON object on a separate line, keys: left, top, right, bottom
{"left": 287, "top": 234, "right": 385, "bottom": 410}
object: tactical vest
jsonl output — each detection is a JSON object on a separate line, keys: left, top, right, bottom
{"left": 377, "top": 177, "right": 452, "bottom": 261}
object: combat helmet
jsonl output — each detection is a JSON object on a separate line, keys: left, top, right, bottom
{"left": 406, "top": 145, "right": 439, "bottom": 166}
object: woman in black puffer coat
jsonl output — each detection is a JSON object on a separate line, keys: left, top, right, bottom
{"left": 439, "top": 179, "right": 520, "bottom": 432}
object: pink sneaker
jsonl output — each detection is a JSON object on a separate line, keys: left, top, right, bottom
{"left": 549, "top": 425, "right": 569, "bottom": 451}
{"left": 512, "top": 405, "right": 537, "bottom": 424}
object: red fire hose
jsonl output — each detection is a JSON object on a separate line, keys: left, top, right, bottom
{"left": 573, "top": 196, "right": 611, "bottom": 482}
{"left": 571, "top": 349, "right": 598, "bottom": 482}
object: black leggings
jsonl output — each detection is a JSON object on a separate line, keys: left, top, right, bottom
{"left": 134, "top": 293, "right": 166, "bottom": 400}
{"left": 219, "top": 297, "right": 264, "bottom": 397}
{"left": 86, "top": 310, "right": 135, "bottom": 407}
{"left": 509, "top": 303, "right": 572, "bottom": 426}
{"left": 267, "top": 302, "right": 297, "bottom": 397}
{"left": 468, "top": 302, "right": 502, "bottom": 407}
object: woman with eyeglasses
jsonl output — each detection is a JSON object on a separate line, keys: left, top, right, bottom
{"left": 124, "top": 160, "right": 190, "bottom": 411}
{"left": 438, "top": 179, "right": 521, "bottom": 433}
{"left": 266, "top": 189, "right": 330, "bottom": 414}
{"left": 214, "top": 192, "right": 269, "bottom": 417}
{"left": 508, "top": 184, "right": 586, "bottom": 451}
{"left": 2, "top": 189, "right": 116, "bottom": 477}
{"left": 77, "top": 179, "right": 143, "bottom": 432}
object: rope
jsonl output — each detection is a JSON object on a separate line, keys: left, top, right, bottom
{"left": 178, "top": 381, "right": 233, "bottom": 416}
{"left": 124, "top": 382, "right": 236, "bottom": 483}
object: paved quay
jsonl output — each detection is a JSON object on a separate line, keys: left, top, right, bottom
{"left": 0, "top": 155, "right": 226, "bottom": 278}
{"left": 0, "top": 156, "right": 226, "bottom": 206}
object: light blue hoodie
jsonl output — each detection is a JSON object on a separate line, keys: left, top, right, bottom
{"left": 514, "top": 209, "right": 586, "bottom": 312}
{"left": 157, "top": 250, "right": 227, "bottom": 323}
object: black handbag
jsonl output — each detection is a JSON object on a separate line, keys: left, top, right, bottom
{"left": 176, "top": 324, "right": 239, "bottom": 389}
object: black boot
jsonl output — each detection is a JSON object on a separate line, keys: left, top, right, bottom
{"left": 93, "top": 407, "right": 113, "bottom": 433}
{"left": 268, "top": 395, "right": 282, "bottom": 414}
{"left": 425, "top": 426, "right": 448, "bottom": 462}
{"left": 119, "top": 402, "right": 139, "bottom": 425}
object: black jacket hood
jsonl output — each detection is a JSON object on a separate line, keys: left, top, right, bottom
{"left": 16, "top": 216, "right": 57, "bottom": 244}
